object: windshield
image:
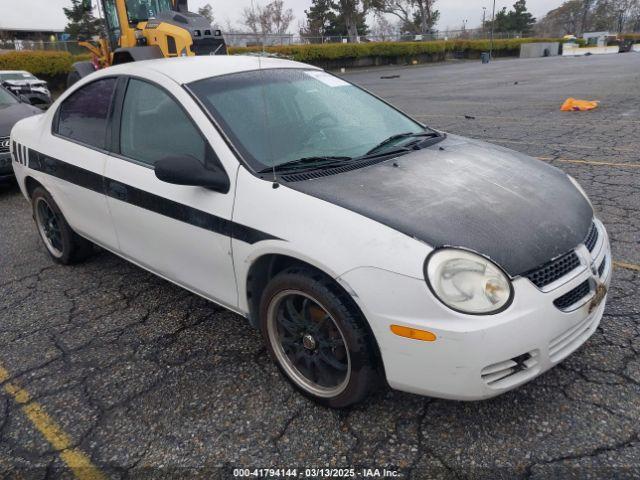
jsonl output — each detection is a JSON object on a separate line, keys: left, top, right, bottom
{"left": 0, "top": 87, "right": 18, "bottom": 106}
{"left": 188, "top": 69, "right": 426, "bottom": 171}
{"left": 125, "top": 0, "right": 173, "bottom": 23}
{"left": 0, "top": 72, "right": 35, "bottom": 81}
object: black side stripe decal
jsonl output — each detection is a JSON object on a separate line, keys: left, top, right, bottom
{"left": 28, "top": 150, "right": 279, "bottom": 245}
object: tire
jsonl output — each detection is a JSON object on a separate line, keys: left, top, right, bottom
{"left": 66, "top": 70, "right": 81, "bottom": 89}
{"left": 67, "top": 61, "right": 96, "bottom": 88}
{"left": 31, "top": 187, "right": 94, "bottom": 265}
{"left": 259, "top": 267, "right": 381, "bottom": 408}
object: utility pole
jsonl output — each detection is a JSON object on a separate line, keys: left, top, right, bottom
{"left": 489, "top": 0, "right": 496, "bottom": 59}
{"left": 482, "top": 7, "right": 486, "bottom": 36}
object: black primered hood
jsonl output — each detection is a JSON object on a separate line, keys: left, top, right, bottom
{"left": 285, "top": 135, "right": 593, "bottom": 276}
{"left": 0, "top": 102, "right": 40, "bottom": 136}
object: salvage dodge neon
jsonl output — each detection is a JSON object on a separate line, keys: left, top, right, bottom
{"left": 10, "top": 56, "right": 611, "bottom": 407}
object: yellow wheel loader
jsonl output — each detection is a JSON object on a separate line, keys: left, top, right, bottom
{"left": 69, "top": 0, "right": 227, "bottom": 86}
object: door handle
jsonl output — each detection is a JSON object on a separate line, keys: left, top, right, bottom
{"left": 108, "top": 181, "right": 128, "bottom": 201}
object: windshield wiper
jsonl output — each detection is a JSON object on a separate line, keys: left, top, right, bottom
{"left": 366, "top": 131, "right": 440, "bottom": 156}
{"left": 258, "top": 156, "right": 352, "bottom": 174}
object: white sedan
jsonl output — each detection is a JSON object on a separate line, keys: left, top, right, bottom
{"left": 10, "top": 56, "right": 611, "bottom": 407}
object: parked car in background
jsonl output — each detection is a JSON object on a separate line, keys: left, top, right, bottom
{"left": 0, "top": 71, "right": 52, "bottom": 107}
{"left": 0, "top": 85, "right": 41, "bottom": 183}
{"left": 10, "top": 56, "right": 611, "bottom": 407}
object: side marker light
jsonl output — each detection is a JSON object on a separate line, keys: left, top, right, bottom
{"left": 390, "top": 325, "right": 437, "bottom": 342}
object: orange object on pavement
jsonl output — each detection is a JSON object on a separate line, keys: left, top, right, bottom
{"left": 560, "top": 98, "right": 600, "bottom": 111}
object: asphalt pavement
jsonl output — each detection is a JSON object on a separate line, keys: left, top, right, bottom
{"left": 1, "top": 53, "right": 639, "bottom": 479}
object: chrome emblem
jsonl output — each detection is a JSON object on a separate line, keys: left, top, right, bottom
{"left": 0, "top": 139, "right": 10, "bottom": 149}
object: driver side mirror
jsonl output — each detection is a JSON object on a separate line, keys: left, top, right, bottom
{"left": 154, "top": 155, "right": 230, "bottom": 193}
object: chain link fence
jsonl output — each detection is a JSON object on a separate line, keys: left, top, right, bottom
{"left": 0, "top": 39, "right": 88, "bottom": 55}
{"left": 0, "top": 28, "right": 524, "bottom": 52}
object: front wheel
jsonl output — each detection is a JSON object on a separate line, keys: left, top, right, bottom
{"left": 260, "top": 268, "right": 381, "bottom": 407}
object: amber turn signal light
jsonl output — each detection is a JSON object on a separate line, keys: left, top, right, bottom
{"left": 390, "top": 324, "right": 436, "bottom": 342}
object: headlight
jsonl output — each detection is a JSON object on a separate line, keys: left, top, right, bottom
{"left": 568, "top": 175, "right": 593, "bottom": 209}
{"left": 424, "top": 248, "right": 513, "bottom": 315}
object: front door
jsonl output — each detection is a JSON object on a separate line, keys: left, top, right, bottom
{"left": 104, "top": 77, "right": 237, "bottom": 308}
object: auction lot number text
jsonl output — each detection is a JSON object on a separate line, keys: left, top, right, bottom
{"left": 233, "top": 468, "right": 401, "bottom": 478}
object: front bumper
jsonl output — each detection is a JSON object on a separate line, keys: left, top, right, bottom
{"left": 339, "top": 220, "right": 612, "bottom": 400}
{"left": 22, "top": 91, "right": 51, "bottom": 107}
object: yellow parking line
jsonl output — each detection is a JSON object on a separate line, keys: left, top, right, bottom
{"left": 614, "top": 261, "right": 640, "bottom": 272}
{"left": 537, "top": 157, "right": 640, "bottom": 168}
{"left": 0, "top": 366, "right": 106, "bottom": 480}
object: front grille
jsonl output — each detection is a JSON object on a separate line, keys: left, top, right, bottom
{"left": 553, "top": 280, "right": 591, "bottom": 310}
{"left": 524, "top": 250, "right": 581, "bottom": 288}
{"left": 481, "top": 351, "right": 539, "bottom": 388}
{"left": 598, "top": 257, "right": 607, "bottom": 277}
{"left": 584, "top": 222, "right": 599, "bottom": 252}
{"left": 0, "top": 136, "right": 9, "bottom": 154}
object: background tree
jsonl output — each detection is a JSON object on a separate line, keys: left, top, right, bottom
{"left": 333, "top": 0, "right": 367, "bottom": 41}
{"left": 302, "top": 0, "right": 369, "bottom": 40}
{"left": 534, "top": 0, "right": 640, "bottom": 35}
{"left": 241, "top": 0, "right": 295, "bottom": 36}
{"left": 489, "top": 6, "right": 510, "bottom": 32}
{"left": 370, "top": 13, "right": 397, "bottom": 39}
{"left": 63, "top": 0, "right": 103, "bottom": 39}
{"left": 483, "top": 0, "right": 535, "bottom": 34}
{"left": 414, "top": 0, "right": 439, "bottom": 34}
{"left": 301, "top": 0, "right": 337, "bottom": 40}
{"left": 509, "top": 0, "right": 536, "bottom": 33}
{"left": 534, "top": 0, "right": 583, "bottom": 35}
{"left": 629, "top": 1, "right": 640, "bottom": 31}
{"left": 579, "top": 0, "right": 595, "bottom": 33}
{"left": 370, "top": 0, "right": 439, "bottom": 35}
{"left": 198, "top": 3, "right": 215, "bottom": 24}
{"left": 332, "top": 6, "right": 369, "bottom": 38}
{"left": 591, "top": 0, "right": 616, "bottom": 30}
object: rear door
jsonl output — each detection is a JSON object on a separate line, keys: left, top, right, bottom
{"left": 33, "top": 77, "right": 119, "bottom": 250}
{"left": 103, "top": 76, "right": 238, "bottom": 308}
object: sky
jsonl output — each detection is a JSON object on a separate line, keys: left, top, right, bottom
{"left": 0, "top": 0, "right": 564, "bottom": 33}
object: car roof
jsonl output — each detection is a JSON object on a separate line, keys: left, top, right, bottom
{"left": 0, "top": 70, "right": 32, "bottom": 75}
{"left": 102, "top": 55, "right": 320, "bottom": 85}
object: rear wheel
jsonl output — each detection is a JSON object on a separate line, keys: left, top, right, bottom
{"left": 260, "top": 268, "right": 381, "bottom": 407}
{"left": 31, "top": 187, "right": 94, "bottom": 264}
